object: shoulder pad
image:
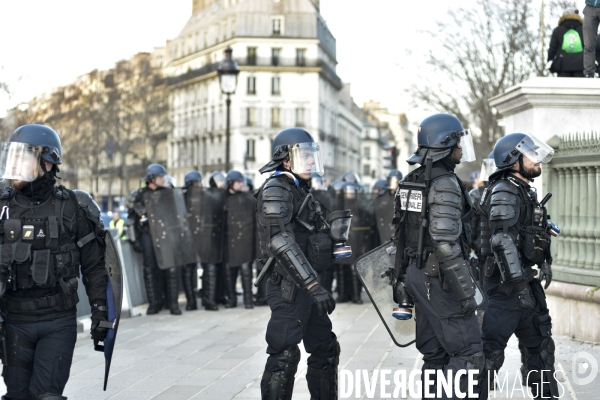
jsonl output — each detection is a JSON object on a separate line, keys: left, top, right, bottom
{"left": 491, "top": 180, "right": 520, "bottom": 195}
{"left": 0, "top": 186, "right": 16, "bottom": 200}
{"left": 431, "top": 175, "right": 461, "bottom": 195}
{"left": 72, "top": 189, "right": 104, "bottom": 230}
{"left": 53, "top": 185, "right": 70, "bottom": 200}
{"left": 264, "top": 176, "right": 292, "bottom": 191}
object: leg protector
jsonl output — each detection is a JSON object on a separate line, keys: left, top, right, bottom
{"left": 204, "top": 264, "right": 219, "bottom": 311}
{"left": 335, "top": 266, "right": 350, "bottom": 303}
{"left": 306, "top": 336, "right": 340, "bottom": 400}
{"left": 458, "top": 352, "right": 485, "bottom": 397}
{"left": 182, "top": 264, "right": 198, "bottom": 310}
{"left": 421, "top": 358, "right": 447, "bottom": 398}
{"left": 166, "top": 267, "right": 182, "bottom": 315}
{"left": 240, "top": 262, "right": 254, "bottom": 309}
{"left": 224, "top": 266, "right": 238, "bottom": 308}
{"left": 525, "top": 337, "right": 558, "bottom": 399}
{"left": 263, "top": 346, "right": 301, "bottom": 400}
{"left": 481, "top": 349, "right": 505, "bottom": 399}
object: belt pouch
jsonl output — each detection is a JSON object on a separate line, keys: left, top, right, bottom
{"left": 31, "top": 249, "right": 51, "bottom": 286}
{"left": 46, "top": 217, "right": 59, "bottom": 250}
{"left": 13, "top": 243, "right": 31, "bottom": 289}
{"left": 3, "top": 220, "right": 21, "bottom": 242}
{"left": 281, "top": 276, "right": 298, "bottom": 303}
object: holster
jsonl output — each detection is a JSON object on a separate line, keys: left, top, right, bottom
{"left": 281, "top": 275, "right": 298, "bottom": 303}
{"left": 58, "top": 276, "right": 79, "bottom": 310}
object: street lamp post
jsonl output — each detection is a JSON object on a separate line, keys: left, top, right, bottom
{"left": 217, "top": 47, "right": 240, "bottom": 172}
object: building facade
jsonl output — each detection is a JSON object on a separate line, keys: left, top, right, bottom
{"left": 163, "top": 0, "right": 360, "bottom": 187}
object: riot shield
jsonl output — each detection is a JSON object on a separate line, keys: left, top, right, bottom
{"left": 338, "top": 192, "right": 377, "bottom": 265}
{"left": 310, "top": 189, "right": 336, "bottom": 212}
{"left": 186, "top": 187, "right": 225, "bottom": 264}
{"left": 355, "top": 241, "right": 416, "bottom": 347}
{"left": 94, "top": 232, "right": 124, "bottom": 390}
{"left": 226, "top": 192, "right": 256, "bottom": 266}
{"left": 374, "top": 192, "right": 396, "bottom": 245}
{"left": 144, "top": 188, "right": 197, "bottom": 269}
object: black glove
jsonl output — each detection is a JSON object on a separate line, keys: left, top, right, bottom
{"left": 539, "top": 261, "right": 552, "bottom": 289}
{"left": 516, "top": 287, "right": 534, "bottom": 311}
{"left": 90, "top": 302, "right": 109, "bottom": 343}
{"left": 460, "top": 296, "right": 477, "bottom": 316}
{"left": 308, "top": 284, "right": 336, "bottom": 316}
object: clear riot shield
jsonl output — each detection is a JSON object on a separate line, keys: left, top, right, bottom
{"left": 338, "top": 192, "right": 377, "bottom": 265}
{"left": 144, "top": 188, "right": 197, "bottom": 269}
{"left": 355, "top": 241, "right": 416, "bottom": 347}
{"left": 373, "top": 192, "right": 396, "bottom": 245}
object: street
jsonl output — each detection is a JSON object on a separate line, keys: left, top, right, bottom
{"left": 0, "top": 298, "right": 595, "bottom": 400}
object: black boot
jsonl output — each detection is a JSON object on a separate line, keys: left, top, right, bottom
{"left": 162, "top": 270, "right": 169, "bottom": 310}
{"left": 182, "top": 264, "right": 198, "bottom": 311}
{"left": 216, "top": 264, "right": 227, "bottom": 305}
{"left": 204, "top": 264, "right": 219, "bottom": 311}
{"left": 351, "top": 266, "right": 363, "bottom": 304}
{"left": 240, "top": 262, "right": 254, "bottom": 309}
{"left": 254, "top": 264, "right": 268, "bottom": 306}
{"left": 144, "top": 265, "right": 161, "bottom": 315}
{"left": 167, "top": 267, "right": 182, "bottom": 315}
{"left": 225, "top": 265, "right": 238, "bottom": 308}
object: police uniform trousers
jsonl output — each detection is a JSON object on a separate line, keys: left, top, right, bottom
{"left": 405, "top": 262, "right": 483, "bottom": 399}
{"left": 3, "top": 314, "right": 77, "bottom": 399}
{"left": 261, "top": 278, "right": 336, "bottom": 399}
{"left": 482, "top": 279, "right": 553, "bottom": 397}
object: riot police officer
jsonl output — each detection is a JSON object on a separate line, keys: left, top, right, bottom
{"left": 127, "top": 164, "right": 182, "bottom": 315}
{"left": 223, "top": 170, "right": 255, "bottom": 309}
{"left": 479, "top": 133, "right": 557, "bottom": 399}
{"left": 181, "top": 170, "right": 204, "bottom": 311}
{"left": 374, "top": 169, "right": 403, "bottom": 246}
{"left": 256, "top": 128, "right": 339, "bottom": 400}
{"left": 0, "top": 124, "right": 108, "bottom": 399}
{"left": 372, "top": 179, "right": 387, "bottom": 195}
{"left": 395, "top": 114, "right": 485, "bottom": 397}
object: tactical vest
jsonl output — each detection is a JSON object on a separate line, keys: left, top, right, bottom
{"left": 480, "top": 176, "right": 551, "bottom": 274}
{"left": 0, "top": 186, "right": 83, "bottom": 311}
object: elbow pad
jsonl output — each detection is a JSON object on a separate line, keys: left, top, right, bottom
{"left": 491, "top": 233, "right": 522, "bottom": 282}
{"left": 269, "top": 233, "right": 318, "bottom": 289}
{"left": 438, "top": 247, "right": 475, "bottom": 301}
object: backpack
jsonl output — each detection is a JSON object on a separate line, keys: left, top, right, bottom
{"left": 562, "top": 29, "right": 583, "bottom": 54}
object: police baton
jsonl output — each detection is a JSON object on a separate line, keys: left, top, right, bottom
{"left": 254, "top": 257, "right": 274, "bottom": 288}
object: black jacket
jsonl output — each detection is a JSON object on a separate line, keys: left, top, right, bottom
{"left": 548, "top": 14, "right": 584, "bottom": 72}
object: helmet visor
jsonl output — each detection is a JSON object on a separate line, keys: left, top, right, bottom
{"left": 0, "top": 142, "right": 42, "bottom": 182}
{"left": 479, "top": 158, "right": 496, "bottom": 182}
{"left": 459, "top": 130, "right": 476, "bottom": 163}
{"left": 516, "top": 134, "right": 554, "bottom": 164}
{"left": 289, "top": 142, "right": 324, "bottom": 177}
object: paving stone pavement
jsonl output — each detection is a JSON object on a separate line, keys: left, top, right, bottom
{"left": 0, "top": 298, "right": 597, "bottom": 399}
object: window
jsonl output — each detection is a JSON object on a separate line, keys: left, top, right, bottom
{"left": 295, "top": 108, "right": 305, "bottom": 127}
{"left": 296, "top": 48, "right": 306, "bottom": 66}
{"left": 247, "top": 76, "right": 256, "bottom": 95}
{"left": 247, "top": 47, "right": 257, "bottom": 65}
{"left": 246, "top": 139, "right": 256, "bottom": 161}
{"left": 272, "top": 17, "right": 283, "bottom": 35}
{"left": 271, "top": 107, "right": 281, "bottom": 127}
{"left": 271, "top": 76, "right": 281, "bottom": 95}
{"left": 364, "top": 146, "right": 371, "bottom": 160}
{"left": 211, "top": 106, "right": 215, "bottom": 131}
{"left": 271, "top": 48, "right": 281, "bottom": 66}
{"left": 363, "top": 165, "right": 370, "bottom": 177}
{"left": 246, "top": 107, "right": 257, "bottom": 126}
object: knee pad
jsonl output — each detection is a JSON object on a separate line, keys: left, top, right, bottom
{"left": 525, "top": 337, "right": 558, "bottom": 398}
{"left": 263, "top": 345, "right": 301, "bottom": 400}
{"left": 457, "top": 352, "right": 485, "bottom": 393}
{"left": 306, "top": 336, "right": 340, "bottom": 400}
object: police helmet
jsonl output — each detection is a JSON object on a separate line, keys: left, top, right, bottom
{"left": 209, "top": 171, "right": 226, "bottom": 188}
{"left": 372, "top": 179, "right": 387, "bottom": 194}
{"left": 9, "top": 124, "right": 62, "bottom": 165}
{"left": 408, "top": 114, "right": 475, "bottom": 165}
{"left": 341, "top": 172, "right": 361, "bottom": 185}
{"left": 145, "top": 163, "right": 167, "bottom": 183}
{"left": 184, "top": 170, "right": 203, "bottom": 187}
{"left": 259, "top": 128, "right": 324, "bottom": 176}
{"left": 226, "top": 170, "right": 245, "bottom": 187}
{"left": 245, "top": 175, "right": 254, "bottom": 191}
{"left": 164, "top": 175, "right": 175, "bottom": 188}
{"left": 492, "top": 133, "right": 554, "bottom": 169}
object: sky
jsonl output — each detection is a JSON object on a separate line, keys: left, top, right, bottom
{"left": 1, "top": 0, "right": 476, "bottom": 122}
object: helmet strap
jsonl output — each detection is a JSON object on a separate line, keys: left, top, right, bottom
{"left": 516, "top": 156, "right": 533, "bottom": 182}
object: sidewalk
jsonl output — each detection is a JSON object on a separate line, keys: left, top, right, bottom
{"left": 1, "top": 300, "right": 597, "bottom": 399}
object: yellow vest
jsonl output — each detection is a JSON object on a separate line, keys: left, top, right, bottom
{"left": 109, "top": 218, "right": 126, "bottom": 240}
